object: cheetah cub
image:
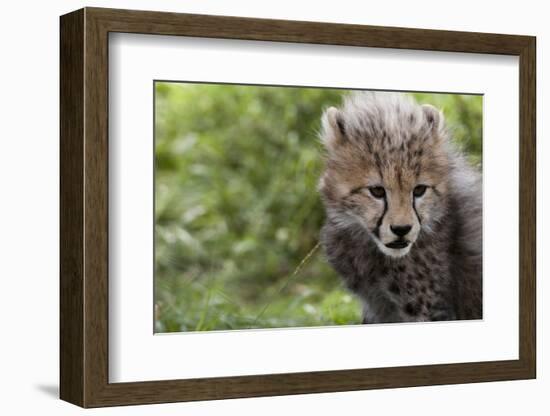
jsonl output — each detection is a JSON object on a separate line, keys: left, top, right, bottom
{"left": 319, "top": 92, "right": 482, "bottom": 323}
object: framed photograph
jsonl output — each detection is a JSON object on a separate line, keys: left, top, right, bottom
{"left": 60, "top": 7, "right": 536, "bottom": 408}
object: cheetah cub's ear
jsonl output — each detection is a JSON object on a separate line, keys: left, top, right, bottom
{"left": 422, "top": 104, "right": 446, "bottom": 136}
{"left": 321, "top": 106, "right": 347, "bottom": 150}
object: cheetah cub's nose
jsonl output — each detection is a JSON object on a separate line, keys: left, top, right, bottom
{"left": 390, "top": 225, "right": 412, "bottom": 237}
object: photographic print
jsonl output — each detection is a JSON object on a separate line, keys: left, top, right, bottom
{"left": 154, "top": 83, "right": 482, "bottom": 332}
{"left": 61, "top": 9, "right": 535, "bottom": 406}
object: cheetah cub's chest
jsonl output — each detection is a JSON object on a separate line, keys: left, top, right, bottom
{"left": 379, "top": 246, "right": 453, "bottom": 322}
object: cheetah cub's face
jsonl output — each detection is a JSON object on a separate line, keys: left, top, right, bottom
{"left": 319, "top": 92, "right": 450, "bottom": 258}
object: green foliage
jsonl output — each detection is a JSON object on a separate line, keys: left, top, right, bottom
{"left": 154, "top": 83, "right": 482, "bottom": 333}
{"left": 412, "top": 92, "right": 482, "bottom": 165}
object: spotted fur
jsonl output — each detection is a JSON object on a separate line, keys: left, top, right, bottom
{"left": 318, "top": 92, "right": 482, "bottom": 323}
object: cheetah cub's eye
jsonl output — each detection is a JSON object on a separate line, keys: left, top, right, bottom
{"left": 413, "top": 185, "right": 428, "bottom": 197}
{"left": 368, "top": 186, "right": 386, "bottom": 199}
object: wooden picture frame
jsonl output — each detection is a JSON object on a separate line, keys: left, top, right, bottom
{"left": 60, "top": 7, "right": 536, "bottom": 408}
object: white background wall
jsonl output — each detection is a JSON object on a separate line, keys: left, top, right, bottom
{"left": 0, "top": 0, "right": 545, "bottom": 414}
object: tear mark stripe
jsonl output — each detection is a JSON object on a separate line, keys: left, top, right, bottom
{"left": 374, "top": 196, "right": 387, "bottom": 238}
{"left": 412, "top": 198, "right": 422, "bottom": 225}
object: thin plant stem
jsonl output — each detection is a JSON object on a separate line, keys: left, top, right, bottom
{"left": 251, "top": 242, "right": 321, "bottom": 327}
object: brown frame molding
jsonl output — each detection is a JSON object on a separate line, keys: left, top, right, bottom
{"left": 60, "top": 7, "right": 536, "bottom": 408}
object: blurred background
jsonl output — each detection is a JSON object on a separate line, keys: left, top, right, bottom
{"left": 154, "top": 82, "right": 482, "bottom": 333}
